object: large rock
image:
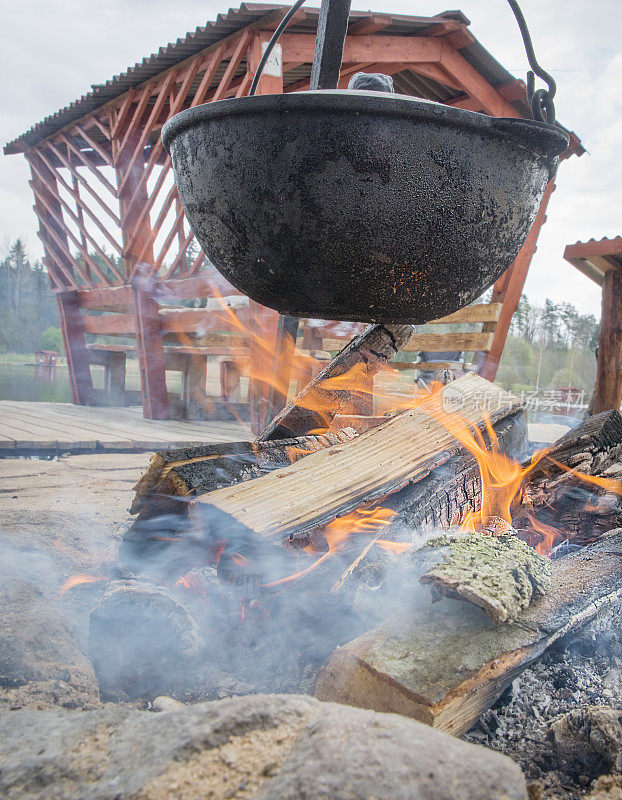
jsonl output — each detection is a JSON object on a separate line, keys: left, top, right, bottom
{"left": 0, "top": 694, "right": 527, "bottom": 800}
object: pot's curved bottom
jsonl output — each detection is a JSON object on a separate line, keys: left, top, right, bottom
{"left": 166, "top": 92, "right": 564, "bottom": 323}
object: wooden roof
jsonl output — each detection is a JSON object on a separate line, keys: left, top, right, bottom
{"left": 564, "top": 236, "right": 622, "bottom": 286}
{"left": 4, "top": 3, "right": 584, "bottom": 156}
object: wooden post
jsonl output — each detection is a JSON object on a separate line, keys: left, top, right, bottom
{"left": 131, "top": 264, "right": 169, "bottom": 419}
{"left": 114, "top": 127, "right": 169, "bottom": 419}
{"left": 479, "top": 179, "right": 556, "bottom": 381}
{"left": 183, "top": 355, "right": 208, "bottom": 420}
{"left": 594, "top": 268, "right": 622, "bottom": 413}
{"left": 28, "top": 151, "right": 94, "bottom": 405}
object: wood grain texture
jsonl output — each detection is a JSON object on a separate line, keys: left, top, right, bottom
{"left": 190, "top": 374, "right": 520, "bottom": 541}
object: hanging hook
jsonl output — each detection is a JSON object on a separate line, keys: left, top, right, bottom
{"left": 506, "top": 0, "right": 557, "bottom": 125}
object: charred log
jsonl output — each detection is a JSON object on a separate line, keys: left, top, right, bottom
{"left": 259, "top": 323, "right": 414, "bottom": 441}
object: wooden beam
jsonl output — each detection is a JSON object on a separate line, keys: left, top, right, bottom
{"left": 439, "top": 44, "right": 521, "bottom": 119}
{"left": 479, "top": 180, "right": 556, "bottom": 381}
{"left": 279, "top": 33, "right": 443, "bottom": 66}
{"left": 594, "top": 268, "right": 622, "bottom": 414}
{"left": 313, "top": 533, "right": 622, "bottom": 736}
{"left": 347, "top": 14, "right": 393, "bottom": 35}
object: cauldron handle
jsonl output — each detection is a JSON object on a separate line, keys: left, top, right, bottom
{"left": 250, "top": 0, "right": 558, "bottom": 125}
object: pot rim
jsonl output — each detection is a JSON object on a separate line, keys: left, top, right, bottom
{"left": 162, "top": 89, "right": 570, "bottom": 158}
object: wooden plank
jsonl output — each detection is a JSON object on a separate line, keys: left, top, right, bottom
{"left": 0, "top": 402, "right": 175, "bottom": 444}
{"left": 313, "top": 533, "right": 622, "bottom": 736}
{"left": 400, "top": 332, "right": 494, "bottom": 353}
{"left": 83, "top": 314, "right": 136, "bottom": 336}
{"left": 78, "top": 285, "right": 133, "bottom": 311}
{"left": 190, "top": 375, "right": 520, "bottom": 541}
{"left": 0, "top": 402, "right": 245, "bottom": 451}
{"left": 428, "top": 303, "right": 502, "bottom": 325}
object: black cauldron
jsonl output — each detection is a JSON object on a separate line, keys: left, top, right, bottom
{"left": 162, "top": 90, "right": 568, "bottom": 323}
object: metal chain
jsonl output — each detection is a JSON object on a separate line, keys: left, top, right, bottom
{"left": 506, "top": 0, "right": 557, "bottom": 125}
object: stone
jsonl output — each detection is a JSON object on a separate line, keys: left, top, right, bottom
{"left": 550, "top": 706, "right": 622, "bottom": 777}
{"left": 0, "top": 694, "right": 528, "bottom": 800}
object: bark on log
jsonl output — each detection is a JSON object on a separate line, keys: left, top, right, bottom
{"left": 259, "top": 323, "right": 414, "bottom": 441}
{"left": 513, "top": 410, "right": 622, "bottom": 549}
{"left": 313, "top": 533, "right": 622, "bottom": 737}
{"left": 130, "top": 429, "right": 357, "bottom": 518}
{"left": 189, "top": 375, "right": 523, "bottom": 542}
{"left": 419, "top": 530, "right": 551, "bottom": 623}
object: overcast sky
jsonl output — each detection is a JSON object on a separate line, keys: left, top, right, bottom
{"left": 1, "top": 0, "right": 620, "bottom": 318}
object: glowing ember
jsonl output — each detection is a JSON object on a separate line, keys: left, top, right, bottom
{"left": 263, "top": 506, "right": 396, "bottom": 587}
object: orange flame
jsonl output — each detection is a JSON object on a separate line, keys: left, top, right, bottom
{"left": 263, "top": 506, "right": 396, "bottom": 587}
{"left": 60, "top": 575, "right": 105, "bottom": 595}
{"left": 375, "top": 539, "right": 412, "bottom": 554}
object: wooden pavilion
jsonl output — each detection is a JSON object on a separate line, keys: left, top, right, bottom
{"left": 564, "top": 237, "right": 622, "bottom": 414}
{"left": 4, "top": 3, "right": 584, "bottom": 432}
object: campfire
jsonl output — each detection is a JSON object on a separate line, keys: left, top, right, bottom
{"left": 57, "top": 322, "right": 619, "bottom": 746}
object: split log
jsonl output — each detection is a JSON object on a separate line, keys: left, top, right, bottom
{"left": 130, "top": 429, "right": 357, "bottom": 518}
{"left": 313, "top": 532, "right": 622, "bottom": 736}
{"left": 259, "top": 323, "right": 414, "bottom": 441}
{"left": 189, "top": 375, "right": 522, "bottom": 542}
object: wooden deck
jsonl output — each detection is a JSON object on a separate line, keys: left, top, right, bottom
{"left": 0, "top": 401, "right": 247, "bottom": 453}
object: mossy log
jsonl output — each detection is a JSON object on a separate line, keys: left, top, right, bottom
{"left": 313, "top": 533, "right": 622, "bottom": 737}
{"left": 420, "top": 531, "right": 551, "bottom": 624}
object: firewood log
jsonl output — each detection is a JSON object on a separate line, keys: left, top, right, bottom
{"left": 189, "top": 375, "right": 523, "bottom": 542}
{"left": 259, "top": 323, "right": 414, "bottom": 441}
{"left": 313, "top": 532, "right": 622, "bottom": 737}
{"left": 130, "top": 430, "right": 357, "bottom": 518}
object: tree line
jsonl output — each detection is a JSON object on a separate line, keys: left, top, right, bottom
{"left": 497, "top": 294, "right": 600, "bottom": 398}
{"left": 0, "top": 239, "right": 61, "bottom": 354}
